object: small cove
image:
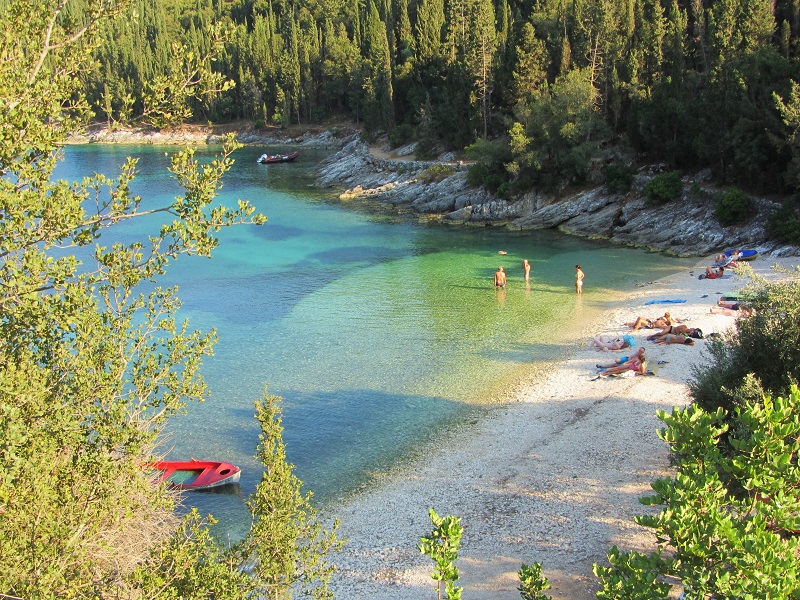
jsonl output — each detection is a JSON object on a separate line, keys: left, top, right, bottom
{"left": 58, "top": 144, "right": 696, "bottom": 538}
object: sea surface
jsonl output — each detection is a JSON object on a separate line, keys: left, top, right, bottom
{"left": 57, "top": 143, "right": 694, "bottom": 539}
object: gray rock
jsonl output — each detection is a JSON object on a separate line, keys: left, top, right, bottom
{"left": 316, "top": 141, "right": 800, "bottom": 258}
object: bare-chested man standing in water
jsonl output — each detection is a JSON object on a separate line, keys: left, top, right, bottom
{"left": 522, "top": 259, "right": 531, "bottom": 283}
{"left": 494, "top": 266, "right": 507, "bottom": 288}
{"left": 575, "top": 265, "right": 584, "bottom": 295}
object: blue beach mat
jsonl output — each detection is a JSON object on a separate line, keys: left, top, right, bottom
{"left": 644, "top": 299, "right": 687, "bottom": 305}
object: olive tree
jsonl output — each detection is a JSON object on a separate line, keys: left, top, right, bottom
{"left": 0, "top": 1, "right": 339, "bottom": 597}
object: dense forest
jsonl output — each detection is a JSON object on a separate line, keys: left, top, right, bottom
{"left": 78, "top": 0, "right": 800, "bottom": 195}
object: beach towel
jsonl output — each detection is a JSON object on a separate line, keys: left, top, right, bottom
{"left": 644, "top": 299, "right": 686, "bottom": 305}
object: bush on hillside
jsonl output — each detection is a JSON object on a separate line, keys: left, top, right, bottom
{"left": 420, "top": 165, "right": 456, "bottom": 183}
{"left": 601, "top": 163, "right": 634, "bottom": 194}
{"left": 767, "top": 196, "right": 800, "bottom": 244}
{"left": 643, "top": 171, "right": 683, "bottom": 206}
{"left": 389, "top": 124, "right": 414, "bottom": 148}
{"left": 714, "top": 187, "right": 752, "bottom": 226}
{"left": 465, "top": 138, "right": 512, "bottom": 192}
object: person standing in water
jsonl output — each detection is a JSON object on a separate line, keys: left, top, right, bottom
{"left": 494, "top": 266, "right": 507, "bottom": 288}
{"left": 522, "top": 259, "right": 531, "bottom": 283}
{"left": 575, "top": 265, "right": 585, "bottom": 295}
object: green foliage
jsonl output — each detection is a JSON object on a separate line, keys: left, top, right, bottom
{"left": 236, "top": 392, "right": 343, "bottom": 599}
{"left": 767, "top": 196, "right": 800, "bottom": 244}
{"left": 419, "top": 509, "right": 464, "bottom": 600}
{"left": 389, "top": 123, "right": 415, "bottom": 148}
{"left": 592, "top": 547, "right": 671, "bottom": 600}
{"left": 714, "top": 187, "right": 752, "bottom": 226}
{"left": 420, "top": 165, "right": 457, "bottom": 183}
{"left": 690, "top": 267, "right": 800, "bottom": 419}
{"left": 518, "top": 562, "right": 551, "bottom": 600}
{"left": 465, "top": 137, "right": 513, "bottom": 192}
{"left": 595, "top": 267, "right": 800, "bottom": 598}
{"left": 0, "top": 2, "right": 338, "bottom": 597}
{"left": 129, "top": 510, "right": 250, "bottom": 598}
{"left": 643, "top": 171, "right": 683, "bottom": 206}
{"left": 141, "top": 23, "right": 236, "bottom": 130}
{"left": 595, "top": 388, "right": 800, "bottom": 598}
{"left": 508, "top": 68, "right": 610, "bottom": 190}
{"left": 601, "top": 164, "right": 634, "bottom": 194}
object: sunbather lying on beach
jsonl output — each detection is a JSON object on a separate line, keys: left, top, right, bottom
{"left": 646, "top": 324, "right": 703, "bottom": 341}
{"left": 654, "top": 334, "right": 694, "bottom": 345}
{"left": 709, "top": 305, "right": 753, "bottom": 318}
{"left": 598, "top": 350, "right": 646, "bottom": 376}
{"left": 589, "top": 334, "right": 634, "bottom": 351}
{"left": 596, "top": 347, "right": 645, "bottom": 369}
{"left": 625, "top": 312, "right": 675, "bottom": 331}
{"left": 699, "top": 265, "right": 725, "bottom": 280}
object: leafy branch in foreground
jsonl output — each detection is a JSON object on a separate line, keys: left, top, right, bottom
{"left": 518, "top": 562, "right": 552, "bottom": 600}
{"left": 419, "top": 508, "right": 464, "bottom": 600}
{"left": 0, "top": 1, "right": 340, "bottom": 597}
{"left": 236, "top": 391, "right": 344, "bottom": 599}
{"left": 593, "top": 388, "right": 800, "bottom": 599}
{"left": 129, "top": 392, "right": 343, "bottom": 599}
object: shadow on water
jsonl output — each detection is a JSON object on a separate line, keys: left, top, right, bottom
{"left": 168, "top": 386, "right": 478, "bottom": 541}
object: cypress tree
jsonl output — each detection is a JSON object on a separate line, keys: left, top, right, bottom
{"left": 414, "top": 0, "right": 444, "bottom": 62}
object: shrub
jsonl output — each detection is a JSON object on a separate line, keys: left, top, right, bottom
{"left": 389, "top": 124, "right": 414, "bottom": 148}
{"left": 690, "top": 268, "right": 800, "bottom": 419}
{"left": 420, "top": 165, "right": 456, "bottom": 183}
{"left": 767, "top": 196, "right": 800, "bottom": 244}
{"left": 594, "top": 391, "right": 800, "bottom": 599}
{"left": 715, "top": 187, "right": 752, "bottom": 226}
{"left": 601, "top": 163, "right": 634, "bottom": 194}
{"left": 464, "top": 138, "right": 513, "bottom": 192}
{"left": 643, "top": 170, "right": 683, "bottom": 205}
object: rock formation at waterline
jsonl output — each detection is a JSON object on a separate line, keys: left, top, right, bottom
{"left": 318, "top": 136, "right": 799, "bottom": 258}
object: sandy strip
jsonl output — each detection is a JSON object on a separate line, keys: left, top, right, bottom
{"left": 324, "top": 255, "right": 796, "bottom": 599}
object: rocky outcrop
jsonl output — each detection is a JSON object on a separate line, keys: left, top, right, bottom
{"left": 317, "top": 138, "right": 800, "bottom": 257}
{"left": 67, "top": 123, "right": 357, "bottom": 147}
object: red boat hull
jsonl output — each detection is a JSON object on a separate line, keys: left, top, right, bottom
{"left": 152, "top": 459, "right": 241, "bottom": 490}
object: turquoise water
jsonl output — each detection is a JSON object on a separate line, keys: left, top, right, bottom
{"left": 58, "top": 144, "right": 693, "bottom": 537}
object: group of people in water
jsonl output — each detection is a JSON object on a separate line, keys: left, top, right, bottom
{"left": 493, "top": 256, "right": 532, "bottom": 288}
{"left": 493, "top": 255, "right": 584, "bottom": 295}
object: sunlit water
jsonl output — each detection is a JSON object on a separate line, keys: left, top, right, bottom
{"left": 57, "top": 144, "right": 694, "bottom": 539}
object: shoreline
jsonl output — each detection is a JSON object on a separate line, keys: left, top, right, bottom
{"left": 324, "top": 255, "right": 797, "bottom": 599}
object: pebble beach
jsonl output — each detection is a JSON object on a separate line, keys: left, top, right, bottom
{"left": 324, "top": 254, "right": 798, "bottom": 599}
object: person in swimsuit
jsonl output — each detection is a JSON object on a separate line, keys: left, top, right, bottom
{"left": 589, "top": 335, "right": 632, "bottom": 351}
{"left": 522, "top": 259, "right": 531, "bottom": 283}
{"left": 494, "top": 266, "right": 507, "bottom": 288}
{"left": 647, "top": 324, "right": 703, "bottom": 341}
{"left": 710, "top": 305, "right": 753, "bottom": 318}
{"left": 655, "top": 334, "right": 695, "bottom": 345}
{"left": 575, "top": 265, "right": 584, "bottom": 295}
{"left": 702, "top": 265, "right": 724, "bottom": 279}
{"left": 599, "top": 350, "right": 646, "bottom": 376}
{"left": 596, "top": 347, "right": 645, "bottom": 369}
{"left": 625, "top": 312, "right": 674, "bottom": 331}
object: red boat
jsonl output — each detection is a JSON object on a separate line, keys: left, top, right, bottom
{"left": 152, "top": 459, "right": 241, "bottom": 490}
{"left": 257, "top": 150, "right": 300, "bottom": 164}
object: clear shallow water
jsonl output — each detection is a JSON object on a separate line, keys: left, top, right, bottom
{"left": 58, "top": 144, "right": 694, "bottom": 538}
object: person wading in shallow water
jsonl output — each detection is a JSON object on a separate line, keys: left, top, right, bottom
{"left": 494, "top": 266, "right": 507, "bottom": 288}
{"left": 575, "top": 265, "right": 585, "bottom": 295}
{"left": 522, "top": 259, "right": 531, "bottom": 283}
